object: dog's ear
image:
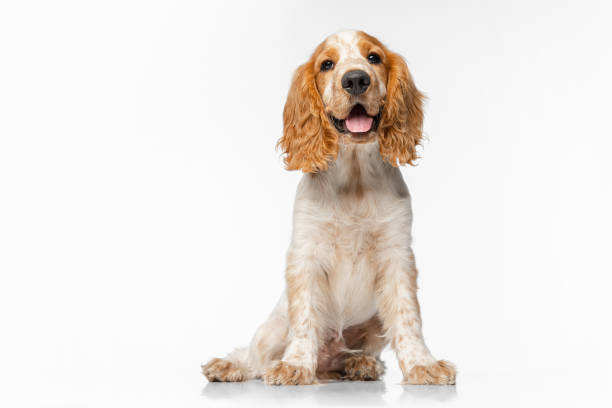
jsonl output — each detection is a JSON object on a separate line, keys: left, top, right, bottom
{"left": 378, "top": 51, "right": 424, "bottom": 166}
{"left": 277, "top": 62, "right": 338, "bottom": 173}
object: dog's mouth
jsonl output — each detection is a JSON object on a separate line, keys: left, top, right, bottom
{"left": 329, "top": 104, "right": 381, "bottom": 136}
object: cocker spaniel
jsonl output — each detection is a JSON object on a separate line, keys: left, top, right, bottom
{"left": 203, "top": 30, "right": 456, "bottom": 385}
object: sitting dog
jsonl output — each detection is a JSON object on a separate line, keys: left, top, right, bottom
{"left": 203, "top": 30, "right": 456, "bottom": 385}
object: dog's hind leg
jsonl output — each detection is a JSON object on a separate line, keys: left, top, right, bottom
{"left": 247, "top": 295, "right": 290, "bottom": 378}
{"left": 202, "top": 295, "right": 290, "bottom": 382}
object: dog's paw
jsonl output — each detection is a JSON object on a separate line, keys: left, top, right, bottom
{"left": 202, "top": 358, "right": 245, "bottom": 382}
{"left": 402, "top": 360, "right": 456, "bottom": 385}
{"left": 343, "top": 355, "right": 384, "bottom": 381}
{"left": 263, "top": 361, "right": 315, "bottom": 385}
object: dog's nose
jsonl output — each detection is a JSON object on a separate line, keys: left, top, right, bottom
{"left": 341, "top": 70, "right": 370, "bottom": 95}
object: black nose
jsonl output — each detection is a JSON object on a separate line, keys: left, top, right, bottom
{"left": 341, "top": 70, "right": 370, "bottom": 95}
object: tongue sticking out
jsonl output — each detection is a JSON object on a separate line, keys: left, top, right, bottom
{"left": 345, "top": 105, "right": 373, "bottom": 133}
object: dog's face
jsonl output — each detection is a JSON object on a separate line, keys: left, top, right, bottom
{"left": 278, "top": 31, "right": 424, "bottom": 173}
{"left": 315, "top": 31, "right": 388, "bottom": 144}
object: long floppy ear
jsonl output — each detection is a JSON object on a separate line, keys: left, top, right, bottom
{"left": 277, "top": 62, "right": 338, "bottom": 172}
{"left": 378, "top": 51, "right": 424, "bottom": 166}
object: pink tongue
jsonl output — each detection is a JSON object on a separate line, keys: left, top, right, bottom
{"left": 345, "top": 112, "right": 373, "bottom": 133}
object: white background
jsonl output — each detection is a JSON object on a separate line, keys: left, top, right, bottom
{"left": 1, "top": 1, "right": 611, "bottom": 407}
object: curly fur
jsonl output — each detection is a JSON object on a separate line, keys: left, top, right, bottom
{"left": 203, "top": 30, "right": 455, "bottom": 386}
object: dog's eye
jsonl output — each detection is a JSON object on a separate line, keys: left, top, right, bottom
{"left": 368, "top": 53, "right": 381, "bottom": 64}
{"left": 320, "top": 60, "right": 334, "bottom": 71}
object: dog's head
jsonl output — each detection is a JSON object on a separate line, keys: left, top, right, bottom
{"left": 278, "top": 31, "right": 424, "bottom": 173}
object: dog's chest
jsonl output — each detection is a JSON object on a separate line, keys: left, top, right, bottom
{"left": 324, "top": 211, "right": 379, "bottom": 328}
{"left": 298, "top": 143, "right": 411, "bottom": 329}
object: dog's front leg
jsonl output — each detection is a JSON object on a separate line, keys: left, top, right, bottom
{"left": 263, "top": 251, "right": 319, "bottom": 385}
{"left": 376, "top": 248, "right": 456, "bottom": 385}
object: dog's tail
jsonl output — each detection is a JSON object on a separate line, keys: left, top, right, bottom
{"left": 202, "top": 347, "right": 254, "bottom": 382}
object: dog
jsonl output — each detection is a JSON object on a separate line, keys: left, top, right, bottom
{"left": 202, "top": 30, "right": 456, "bottom": 385}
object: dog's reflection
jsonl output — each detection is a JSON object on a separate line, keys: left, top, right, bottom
{"left": 400, "top": 384, "right": 457, "bottom": 402}
{"left": 202, "top": 380, "right": 386, "bottom": 406}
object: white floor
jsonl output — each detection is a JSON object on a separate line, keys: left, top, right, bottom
{"left": 202, "top": 353, "right": 611, "bottom": 408}
{"left": 7, "top": 348, "right": 608, "bottom": 408}
{"left": 201, "top": 372, "right": 604, "bottom": 408}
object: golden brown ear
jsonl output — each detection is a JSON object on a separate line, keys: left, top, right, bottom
{"left": 378, "top": 51, "right": 424, "bottom": 166}
{"left": 277, "top": 62, "right": 338, "bottom": 172}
